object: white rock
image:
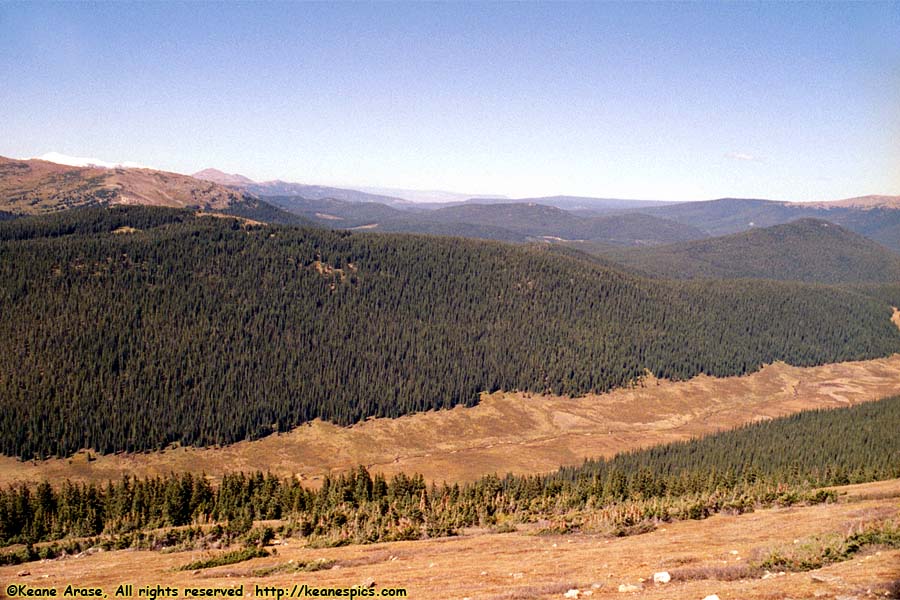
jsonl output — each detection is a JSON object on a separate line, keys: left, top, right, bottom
{"left": 653, "top": 571, "right": 671, "bottom": 584}
{"left": 702, "top": 596, "right": 721, "bottom": 600}
{"left": 564, "top": 590, "right": 580, "bottom": 599}
{"left": 618, "top": 584, "right": 642, "bottom": 593}
{"left": 729, "top": 550, "right": 739, "bottom": 555}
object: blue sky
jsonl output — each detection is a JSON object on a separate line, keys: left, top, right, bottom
{"left": 1, "top": 2, "right": 898, "bottom": 201}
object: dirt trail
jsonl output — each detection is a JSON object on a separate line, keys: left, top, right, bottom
{"left": 4, "top": 351, "right": 900, "bottom": 487}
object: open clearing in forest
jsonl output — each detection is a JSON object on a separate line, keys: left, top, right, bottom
{"left": 2, "top": 479, "right": 898, "bottom": 600}
{"left": 3, "top": 354, "right": 900, "bottom": 487}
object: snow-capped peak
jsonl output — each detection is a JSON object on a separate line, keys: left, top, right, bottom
{"left": 36, "top": 152, "right": 153, "bottom": 170}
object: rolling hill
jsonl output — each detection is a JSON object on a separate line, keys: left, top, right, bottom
{"left": 587, "top": 219, "right": 900, "bottom": 284}
{"left": 0, "top": 156, "right": 310, "bottom": 225}
{"left": 0, "top": 156, "right": 251, "bottom": 213}
{"left": 460, "top": 195, "right": 675, "bottom": 213}
{"left": 192, "top": 167, "right": 255, "bottom": 187}
{"left": 266, "top": 197, "right": 706, "bottom": 245}
{"left": 423, "top": 203, "right": 708, "bottom": 244}
{"left": 643, "top": 197, "right": 900, "bottom": 252}
{"left": 813, "top": 194, "right": 900, "bottom": 209}
{"left": 2, "top": 206, "right": 899, "bottom": 459}
{"left": 261, "top": 197, "right": 529, "bottom": 241}
{"left": 191, "top": 168, "right": 672, "bottom": 212}
{"left": 192, "top": 168, "right": 413, "bottom": 206}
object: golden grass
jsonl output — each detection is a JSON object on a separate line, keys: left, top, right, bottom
{"left": 2, "top": 479, "right": 898, "bottom": 599}
{"left": 3, "top": 353, "right": 900, "bottom": 488}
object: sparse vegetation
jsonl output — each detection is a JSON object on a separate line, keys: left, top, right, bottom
{"left": 253, "top": 558, "right": 335, "bottom": 576}
{"left": 669, "top": 564, "right": 764, "bottom": 582}
{"left": 176, "top": 547, "right": 270, "bottom": 571}
{"left": 756, "top": 518, "right": 900, "bottom": 572}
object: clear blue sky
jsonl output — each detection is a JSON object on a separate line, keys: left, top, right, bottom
{"left": 2, "top": 1, "right": 898, "bottom": 201}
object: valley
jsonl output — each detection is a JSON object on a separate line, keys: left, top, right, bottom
{"left": 3, "top": 353, "right": 900, "bottom": 489}
{"left": 1, "top": 192, "right": 899, "bottom": 599}
{"left": 5, "top": 4, "right": 899, "bottom": 597}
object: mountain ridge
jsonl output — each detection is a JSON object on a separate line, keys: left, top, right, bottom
{"left": 585, "top": 218, "right": 900, "bottom": 284}
{"left": 0, "top": 156, "right": 251, "bottom": 213}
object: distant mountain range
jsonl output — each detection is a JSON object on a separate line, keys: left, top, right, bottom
{"left": 259, "top": 196, "right": 707, "bottom": 246}
{"left": 191, "top": 167, "right": 676, "bottom": 213}
{"left": 193, "top": 168, "right": 418, "bottom": 207}
{"left": 579, "top": 218, "right": 900, "bottom": 284}
{"left": 809, "top": 195, "right": 900, "bottom": 209}
{"left": 461, "top": 195, "right": 675, "bottom": 214}
{"left": 3, "top": 153, "right": 900, "bottom": 253}
{"left": 640, "top": 197, "right": 900, "bottom": 252}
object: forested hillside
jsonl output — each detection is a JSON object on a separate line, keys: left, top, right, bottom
{"left": 643, "top": 198, "right": 900, "bottom": 252}
{"left": 421, "top": 203, "right": 707, "bottom": 244}
{"left": 2, "top": 394, "right": 897, "bottom": 548}
{"left": 268, "top": 197, "right": 706, "bottom": 245}
{"left": 1, "top": 207, "right": 899, "bottom": 459}
{"left": 582, "top": 219, "right": 900, "bottom": 284}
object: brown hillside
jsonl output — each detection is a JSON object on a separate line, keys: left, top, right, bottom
{"left": 806, "top": 194, "right": 900, "bottom": 209}
{"left": 192, "top": 167, "right": 256, "bottom": 187}
{"left": 0, "top": 156, "right": 248, "bottom": 214}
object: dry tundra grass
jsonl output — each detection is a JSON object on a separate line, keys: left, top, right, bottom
{"left": 1, "top": 479, "right": 898, "bottom": 600}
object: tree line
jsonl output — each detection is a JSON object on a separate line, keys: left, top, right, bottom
{"left": 1, "top": 394, "right": 897, "bottom": 549}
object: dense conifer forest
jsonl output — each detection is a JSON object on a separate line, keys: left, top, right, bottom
{"left": 1, "top": 206, "right": 899, "bottom": 459}
{"left": 1, "top": 395, "right": 897, "bottom": 553}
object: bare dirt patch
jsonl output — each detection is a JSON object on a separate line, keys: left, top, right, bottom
{"left": 3, "top": 355, "right": 900, "bottom": 488}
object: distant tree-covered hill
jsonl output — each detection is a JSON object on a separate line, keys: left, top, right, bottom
{"left": 393, "top": 203, "right": 707, "bottom": 245}
{"left": 642, "top": 198, "right": 900, "bottom": 252}
{"left": 579, "top": 219, "right": 900, "bottom": 284}
{"left": 1, "top": 207, "right": 899, "bottom": 460}
{"left": 268, "top": 198, "right": 706, "bottom": 245}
